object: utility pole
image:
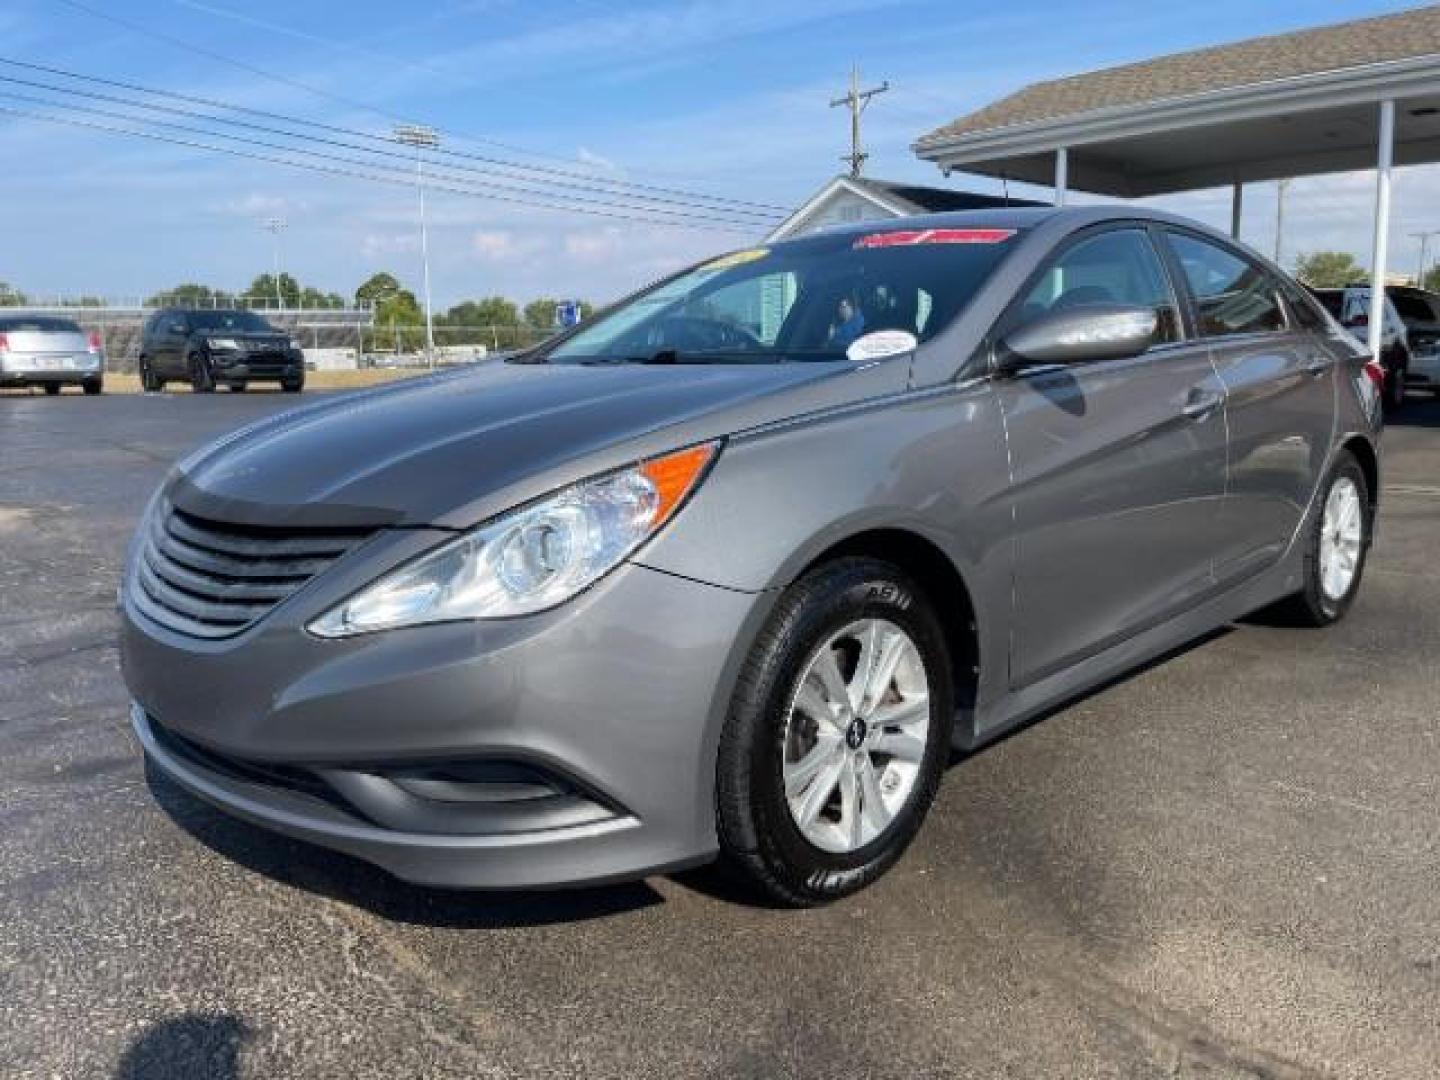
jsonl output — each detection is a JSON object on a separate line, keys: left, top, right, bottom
{"left": 830, "top": 66, "right": 889, "bottom": 178}
{"left": 394, "top": 123, "right": 439, "bottom": 366}
{"left": 1411, "top": 230, "right": 1440, "bottom": 287}
{"left": 1273, "top": 178, "right": 1290, "bottom": 266}
{"left": 262, "top": 217, "right": 287, "bottom": 310}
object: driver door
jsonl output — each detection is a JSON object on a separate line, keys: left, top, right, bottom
{"left": 992, "top": 226, "right": 1229, "bottom": 689}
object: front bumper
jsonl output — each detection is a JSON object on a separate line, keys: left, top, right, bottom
{"left": 1406, "top": 349, "right": 1440, "bottom": 387}
{"left": 210, "top": 352, "right": 302, "bottom": 379}
{"left": 122, "top": 554, "right": 765, "bottom": 888}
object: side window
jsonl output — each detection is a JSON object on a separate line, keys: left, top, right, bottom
{"left": 1166, "top": 232, "right": 1286, "bottom": 337}
{"left": 1279, "top": 280, "right": 1327, "bottom": 331}
{"left": 1018, "top": 228, "right": 1182, "bottom": 345}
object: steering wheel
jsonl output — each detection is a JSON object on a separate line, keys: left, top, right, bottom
{"left": 644, "top": 316, "right": 763, "bottom": 352}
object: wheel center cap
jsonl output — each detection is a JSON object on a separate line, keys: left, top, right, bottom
{"left": 845, "top": 717, "right": 868, "bottom": 751}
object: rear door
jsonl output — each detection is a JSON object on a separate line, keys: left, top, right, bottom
{"left": 153, "top": 312, "right": 189, "bottom": 375}
{"left": 994, "top": 225, "right": 1229, "bottom": 689}
{"left": 1161, "top": 230, "right": 1336, "bottom": 585}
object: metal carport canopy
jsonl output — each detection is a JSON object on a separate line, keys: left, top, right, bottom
{"left": 912, "top": 7, "right": 1440, "bottom": 360}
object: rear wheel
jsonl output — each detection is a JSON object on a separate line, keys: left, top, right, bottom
{"left": 228, "top": 382, "right": 247, "bottom": 393}
{"left": 82, "top": 379, "right": 102, "bottom": 396}
{"left": 139, "top": 357, "right": 162, "bottom": 392}
{"left": 716, "top": 558, "right": 954, "bottom": 906}
{"left": 1384, "top": 355, "right": 1408, "bottom": 412}
{"left": 189, "top": 353, "right": 215, "bottom": 393}
{"left": 1272, "top": 451, "right": 1370, "bottom": 626}
{"left": 281, "top": 375, "right": 304, "bottom": 393}
{"left": 43, "top": 383, "right": 61, "bottom": 396}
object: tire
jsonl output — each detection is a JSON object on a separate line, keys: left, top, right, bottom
{"left": 82, "top": 379, "right": 102, "bottom": 396}
{"left": 43, "top": 383, "right": 61, "bottom": 396}
{"left": 281, "top": 376, "right": 304, "bottom": 394}
{"left": 139, "top": 358, "right": 162, "bottom": 393}
{"left": 189, "top": 353, "right": 215, "bottom": 393}
{"left": 1272, "top": 451, "right": 1371, "bottom": 627}
{"left": 228, "top": 382, "right": 247, "bottom": 393}
{"left": 1384, "top": 356, "right": 1407, "bottom": 412}
{"left": 716, "top": 557, "right": 955, "bottom": 906}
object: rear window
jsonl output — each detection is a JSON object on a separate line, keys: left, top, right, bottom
{"left": 1390, "top": 292, "right": 1435, "bottom": 323}
{"left": 0, "top": 316, "right": 83, "bottom": 333}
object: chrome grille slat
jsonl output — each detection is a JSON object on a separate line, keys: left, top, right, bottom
{"left": 135, "top": 503, "right": 372, "bottom": 639}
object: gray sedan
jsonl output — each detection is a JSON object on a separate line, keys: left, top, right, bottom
{"left": 119, "top": 207, "right": 1383, "bottom": 905}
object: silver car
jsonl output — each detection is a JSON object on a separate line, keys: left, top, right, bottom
{"left": 0, "top": 315, "right": 105, "bottom": 395}
{"left": 121, "top": 207, "right": 1383, "bottom": 905}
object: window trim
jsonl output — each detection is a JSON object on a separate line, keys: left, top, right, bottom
{"left": 987, "top": 220, "right": 1191, "bottom": 376}
{"left": 1158, "top": 226, "right": 1294, "bottom": 342}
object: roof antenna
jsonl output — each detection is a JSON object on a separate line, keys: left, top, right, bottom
{"left": 1001, "top": 174, "right": 1011, "bottom": 206}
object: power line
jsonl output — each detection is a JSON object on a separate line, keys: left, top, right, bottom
{"left": 41, "top": 2, "right": 788, "bottom": 213}
{"left": 0, "top": 102, "right": 760, "bottom": 234}
{"left": 0, "top": 69, "right": 782, "bottom": 225}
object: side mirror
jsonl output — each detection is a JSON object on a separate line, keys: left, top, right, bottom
{"left": 1001, "top": 303, "right": 1158, "bottom": 368}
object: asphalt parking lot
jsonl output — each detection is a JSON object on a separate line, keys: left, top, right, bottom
{"left": 2, "top": 388, "right": 1437, "bottom": 1079}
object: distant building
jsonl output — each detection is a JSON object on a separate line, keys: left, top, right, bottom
{"left": 765, "top": 175, "right": 1044, "bottom": 242}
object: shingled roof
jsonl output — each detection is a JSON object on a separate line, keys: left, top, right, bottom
{"left": 917, "top": 5, "right": 1440, "bottom": 147}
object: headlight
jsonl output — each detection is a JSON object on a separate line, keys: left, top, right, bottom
{"left": 207, "top": 337, "right": 241, "bottom": 350}
{"left": 309, "top": 442, "right": 718, "bottom": 637}
{"left": 289, "top": 338, "right": 304, "bottom": 351}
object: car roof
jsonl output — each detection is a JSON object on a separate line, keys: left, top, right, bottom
{"left": 767, "top": 204, "right": 1243, "bottom": 253}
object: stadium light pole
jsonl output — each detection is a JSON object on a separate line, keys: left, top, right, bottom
{"left": 262, "top": 217, "right": 287, "bottom": 310}
{"left": 394, "top": 123, "right": 439, "bottom": 366}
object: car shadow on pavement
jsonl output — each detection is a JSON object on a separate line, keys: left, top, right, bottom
{"left": 115, "top": 1012, "right": 249, "bottom": 1080}
{"left": 145, "top": 762, "right": 667, "bottom": 929}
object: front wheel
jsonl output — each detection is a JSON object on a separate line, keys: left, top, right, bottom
{"left": 82, "top": 379, "right": 102, "bottom": 396}
{"left": 189, "top": 353, "right": 215, "bottom": 393}
{"left": 1273, "top": 451, "right": 1371, "bottom": 626}
{"left": 281, "top": 376, "right": 304, "bottom": 393}
{"left": 716, "top": 558, "right": 954, "bottom": 906}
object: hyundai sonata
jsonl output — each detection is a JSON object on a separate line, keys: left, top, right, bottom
{"left": 121, "top": 207, "right": 1382, "bottom": 905}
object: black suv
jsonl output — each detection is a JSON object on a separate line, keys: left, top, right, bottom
{"left": 138, "top": 308, "right": 305, "bottom": 393}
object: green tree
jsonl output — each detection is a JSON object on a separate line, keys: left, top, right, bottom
{"left": 1421, "top": 265, "right": 1440, "bottom": 293}
{"left": 0, "top": 281, "right": 27, "bottom": 306}
{"left": 145, "top": 283, "right": 233, "bottom": 308}
{"left": 355, "top": 272, "right": 405, "bottom": 308}
{"left": 523, "top": 298, "right": 560, "bottom": 329}
{"left": 444, "top": 296, "right": 520, "bottom": 327}
{"left": 1294, "top": 251, "right": 1366, "bottom": 289}
{"left": 247, "top": 272, "right": 301, "bottom": 308}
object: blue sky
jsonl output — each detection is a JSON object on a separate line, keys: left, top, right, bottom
{"left": 0, "top": 0, "right": 1428, "bottom": 306}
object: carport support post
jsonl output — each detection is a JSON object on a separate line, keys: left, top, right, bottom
{"left": 1368, "top": 98, "right": 1396, "bottom": 362}
{"left": 1054, "top": 147, "right": 1068, "bottom": 207}
{"left": 1230, "top": 183, "right": 1243, "bottom": 240}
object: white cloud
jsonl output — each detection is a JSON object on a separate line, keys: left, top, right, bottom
{"left": 471, "top": 228, "right": 548, "bottom": 262}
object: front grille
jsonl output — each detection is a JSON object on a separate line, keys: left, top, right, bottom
{"left": 133, "top": 503, "right": 373, "bottom": 639}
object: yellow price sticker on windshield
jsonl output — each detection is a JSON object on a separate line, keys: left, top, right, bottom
{"left": 702, "top": 248, "right": 769, "bottom": 271}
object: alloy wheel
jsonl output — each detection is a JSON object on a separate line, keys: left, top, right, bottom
{"left": 1319, "top": 476, "right": 1364, "bottom": 601}
{"left": 781, "top": 618, "right": 931, "bottom": 854}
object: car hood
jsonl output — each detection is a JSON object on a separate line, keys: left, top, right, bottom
{"left": 171, "top": 357, "right": 908, "bottom": 529}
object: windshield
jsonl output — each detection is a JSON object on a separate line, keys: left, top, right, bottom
{"left": 0, "top": 316, "right": 82, "bottom": 333}
{"left": 187, "top": 310, "right": 278, "bottom": 333}
{"left": 540, "top": 228, "right": 1021, "bottom": 364}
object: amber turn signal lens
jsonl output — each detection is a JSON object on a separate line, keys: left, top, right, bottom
{"left": 639, "top": 442, "right": 719, "bottom": 527}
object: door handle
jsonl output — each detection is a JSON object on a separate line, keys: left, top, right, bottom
{"left": 1181, "top": 390, "right": 1223, "bottom": 420}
